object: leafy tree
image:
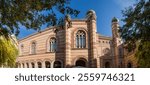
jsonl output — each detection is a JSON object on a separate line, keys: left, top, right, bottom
{"left": 0, "top": 0, "right": 80, "bottom": 36}
{"left": 121, "top": 0, "right": 150, "bottom": 67}
{"left": 0, "top": 28, "right": 18, "bottom": 67}
{"left": 0, "top": 0, "right": 79, "bottom": 67}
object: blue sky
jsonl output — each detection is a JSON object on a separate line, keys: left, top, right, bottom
{"left": 18, "top": 0, "right": 136, "bottom": 39}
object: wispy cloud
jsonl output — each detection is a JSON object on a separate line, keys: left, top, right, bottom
{"left": 113, "top": 0, "right": 136, "bottom": 9}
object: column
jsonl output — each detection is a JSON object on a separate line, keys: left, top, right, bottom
{"left": 81, "top": 35, "right": 84, "bottom": 48}
{"left": 79, "top": 35, "right": 81, "bottom": 48}
{"left": 35, "top": 62, "right": 38, "bottom": 68}
{"left": 29, "top": 62, "right": 32, "bottom": 68}
{"left": 42, "top": 61, "right": 45, "bottom": 68}
{"left": 20, "top": 63, "right": 22, "bottom": 68}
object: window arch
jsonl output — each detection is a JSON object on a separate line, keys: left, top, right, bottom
{"left": 20, "top": 44, "right": 24, "bottom": 55}
{"left": 37, "top": 62, "right": 42, "bottom": 68}
{"left": 75, "top": 58, "right": 87, "bottom": 67}
{"left": 53, "top": 61, "right": 62, "bottom": 68}
{"left": 49, "top": 38, "right": 56, "bottom": 52}
{"left": 103, "top": 48, "right": 110, "bottom": 55}
{"left": 26, "top": 63, "right": 29, "bottom": 68}
{"left": 31, "top": 42, "right": 36, "bottom": 54}
{"left": 127, "top": 62, "right": 132, "bottom": 68}
{"left": 45, "top": 61, "right": 51, "bottom": 68}
{"left": 76, "top": 30, "right": 86, "bottom": 48}
{"left": 31, "top": 62, "right": 35, "bottom": 68}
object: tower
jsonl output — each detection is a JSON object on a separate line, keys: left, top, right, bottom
{"left": 86, "top": 10, "right": 97, "bottom": 67}
{"left": 64, "top": 15, "right": 72, "bottom": 67}
{"left": 111, "top": 17, "right": 122, "bottom": 67}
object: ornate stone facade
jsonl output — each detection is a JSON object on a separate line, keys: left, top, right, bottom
{"left": 16, "top": 10, "right": 136, "bottom": 68}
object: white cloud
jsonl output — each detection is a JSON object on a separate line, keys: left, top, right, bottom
{"left": 113, "top": 0, "right": 136, "bottom": 9}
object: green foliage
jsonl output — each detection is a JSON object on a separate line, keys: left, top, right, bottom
{"left": 121, "top": 0, "right": 150, "bottom": 67}
{"left": 135, "top": 41, "right": 150, "bottom": 67}
{"left": 0, "top": 0, "right": 78, "bottom": 67}
{"left": 0, "top": 35, "right": 18, "bottom": 67}
{"left": 0, "top": 0, "right": 80, "bottom": 36}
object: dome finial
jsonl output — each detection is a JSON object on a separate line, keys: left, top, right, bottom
{"left": 112, "top": 17, "right": 119, "bottom": 22}
{"left": 86, "top": 10, "right": 96, "bottom": 20}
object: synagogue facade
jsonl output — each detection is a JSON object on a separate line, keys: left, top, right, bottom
{"left": 16, "top": 10, "right": 137, "bottom": 68}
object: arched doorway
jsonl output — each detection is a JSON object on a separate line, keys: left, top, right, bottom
{"left": 53, "top": 61, "right": 62, "bottom": 68}
{"left": 37, "top": 62, "right": 42, "bottom": 68}
{"left": 105, "top": 62, "right": 110, "bottom": 68}
{"left": 75, "top": 58, "right": 87, "bottom": 67}
{"left": 31, "top": 62, "right": 35, "bottom": 68}
{"left": 45, "top": 61, "right": 51, "bottom": 68}
{"left": 26, "top": 63, "right": 29, "bottom": 68}
{"left": 127, "top": 62, "right": 132, "bottom": 68}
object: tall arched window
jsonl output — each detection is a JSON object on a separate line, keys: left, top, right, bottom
{"left": 49, "top": 38, "right": 56, "bottom": 52}
{"left": 20, "top": 44, "right": 24, "bottom": 55}
{"left": 31, "top": 42, "right": 36, "bottom": 54}
{"left": 76, "top": 30, "right": 86, "bottom": 48}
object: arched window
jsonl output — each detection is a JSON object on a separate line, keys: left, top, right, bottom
{"left": 49, "top": 38, "right": 56, "bottom": 52}
{"left": 26, "top": 63, "right": 29, "bottom": 68}
{"left": 20, "top": 44, "right": 24, "bottom": 55}
{"left": 45, "top": 61, "right": 51, "bottom": 68}
{"left": 53, "top": 61, "right": 62, "bottom": 68}
{"left": 75, "top": 59, "right": 87, "bottom": 67}
{"left": 103, "top": 48, "right": 110, "bottom": 55}
{"left": 37, "top": 62, "right": 42, "bottom": 68}
{"left": 31, "top": 42, "right": 36, "bottom": 54}
{"left": 76, "top": 30, "right": 86, "bottom": 48}
{"left": 31, "top": 62, "right": 35, "bottom": 68}
{"left": 127, "top": 62, "right": 132, "bottom": 68}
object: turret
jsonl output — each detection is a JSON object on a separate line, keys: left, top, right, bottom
{"left": 86, "top": 10, "right": 97, "bottom": 67}
{"left": 112, "top": 17, "right": 120, "bottom": 39}
{"left": 64, "top": 14, "right": 72, "bottom": 67}
{"left": 111, "top": 17, "right": 122, "bottom": 67}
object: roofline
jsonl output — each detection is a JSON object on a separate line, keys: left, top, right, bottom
{"left": 19, "top": 19, "right": 111, "bottom": 41}
{"left": 18, "top": 26, "right": 57, "bottom": 41}
{"left": 96, "top": 33, "right": 112, "bottom": 40}
{"left": 19, "top": 19, "right": 87, "bottom": 41}
{"left": 71, "top": 19, "right": 87, "bottom": 22}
